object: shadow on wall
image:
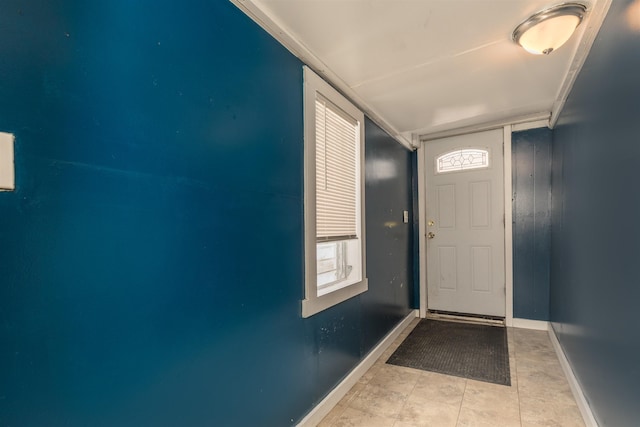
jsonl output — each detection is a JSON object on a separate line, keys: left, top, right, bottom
{"left": 0, "top": 1, "right": 415, "bottom": 426}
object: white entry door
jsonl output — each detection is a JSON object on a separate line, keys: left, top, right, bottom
{"left": 425, "top": 129, "right": 505, "bottom": 317}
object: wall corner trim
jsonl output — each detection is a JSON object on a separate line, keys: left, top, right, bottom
{"left": 511, "top": 119, "right": 550, "bottom": 132}
{"left": 503, "top": 126, "right": 514, "bottom": 327}
{"left": 549, "top": 0, "right": 612, "bottom": 128}
{"left": 511, "top": 318, "right": 549, "bottom": 330}
{"left": 548, "top": 326, "right": 599, "bottom": 427}
{"left": 417, "top": 145, "right": 427, "bottom": 319}
{"left": 0, "top": 132, "right": 15, "bottom": 191}
{"left": 296, "top": 310, "right": 419, "bottom": 427}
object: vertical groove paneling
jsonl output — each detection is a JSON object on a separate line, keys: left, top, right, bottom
{"left": 512, "top": 128, "right": 552, "bottom": 320}
{"left": 550, "top": 1, "right": 640, "bottom": 425}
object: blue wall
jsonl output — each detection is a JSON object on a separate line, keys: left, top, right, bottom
{"left": 550, "top": 1, "right": 640, "bottom": 425}
{"left": 512, "top": 128, "right": 552, "bottom": 320}
{"left": 362, "top": 121, "right": 416, "bottom": 349}
{"left": 0, "top": 2, "right": 413, "bottom": 426}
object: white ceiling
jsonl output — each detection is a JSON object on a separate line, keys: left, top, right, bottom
{"left": 234, "top": 0, "right": 609, "bottom": 145}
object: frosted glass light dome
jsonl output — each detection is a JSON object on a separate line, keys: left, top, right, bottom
{"left": 513, "top": 3, "right": 587, "bottom": 55}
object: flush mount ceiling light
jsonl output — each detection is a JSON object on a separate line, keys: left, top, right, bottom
{"left": 513, "top": 3, "right": 587, "bottom": 55}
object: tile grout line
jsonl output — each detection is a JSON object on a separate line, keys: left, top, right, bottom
{"left": 512, "top": 329, "right": 524, "bottom": 427}
{"left": 454, "top": 378, "right": 468, "bottom": 426}
{"left": 389, "top": 325, "right": 421, "bottom": 427}
{"left": 392, "top": 369, "right": 422, "bottom": 427}
{"left": 371, "top": 325, "right": 420, "bottom": 427}
{"left": 399, "top": 322, "right": 421, "bottom": 425}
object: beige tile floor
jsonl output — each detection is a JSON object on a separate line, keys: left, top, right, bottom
{"left": 318, "top": 319, "right": 585, "bottom": 427}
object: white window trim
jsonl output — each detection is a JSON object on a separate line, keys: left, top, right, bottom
{"left": 302, "top": 66, "right": 367, "bottom": 318}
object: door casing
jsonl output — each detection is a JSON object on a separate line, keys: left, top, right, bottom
{"left": 418, "top": 125, "right": 514, "bottom": 326}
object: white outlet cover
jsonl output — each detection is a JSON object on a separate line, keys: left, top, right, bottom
{"left": 0, "top": 132, "right": 15, "bottom": 190}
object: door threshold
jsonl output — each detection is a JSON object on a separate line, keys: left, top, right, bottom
{"left": 427, "top": 310, "right": 505, "bottom": 327}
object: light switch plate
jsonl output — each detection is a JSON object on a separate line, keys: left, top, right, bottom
{"left": 0, "top": 132, "right": 15, "bottom": 191}
{"left": 403, "top": 210, "right": 409, "bottom": 223}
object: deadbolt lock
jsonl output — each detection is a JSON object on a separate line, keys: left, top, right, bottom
{"left": 428, "top": 220, "right": 435, "bottom": 226}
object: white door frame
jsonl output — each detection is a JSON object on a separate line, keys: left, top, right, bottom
{"left": 418, "top": 125, "right": 514, "bottom": 326}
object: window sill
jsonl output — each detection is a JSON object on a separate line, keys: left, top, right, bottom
{"left": 301, "top": 278, "right": 368, "bottom": 318}
{"left": 318, "top": 275, "right": 361, "bottom": 297}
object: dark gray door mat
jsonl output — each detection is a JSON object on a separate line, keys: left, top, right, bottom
{"left": 386, "top": 319, "right": 510, "bottom": 386}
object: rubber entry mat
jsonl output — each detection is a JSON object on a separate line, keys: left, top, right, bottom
{"left": 387, "top": 319, "right": 510, "bottom": 386}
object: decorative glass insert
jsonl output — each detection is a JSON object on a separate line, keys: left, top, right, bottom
{"left": 436, "top": 149, "right": 489, "bottom": 173}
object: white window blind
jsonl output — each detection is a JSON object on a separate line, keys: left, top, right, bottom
{"left": 315, "top": 96, "right": 358, "bottom": 242}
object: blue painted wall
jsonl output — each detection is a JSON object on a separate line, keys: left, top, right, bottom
{"left": 362, "top": 120, "right": 415, "bottom": 351}
{"left": 512, "top": 128, "right": 552, "bottom": 320}
{"left": 0, "top": 1, "right": 413, "bottom": 426}
{"left": 550, "top": 1, "right": 640, "bottom": 425}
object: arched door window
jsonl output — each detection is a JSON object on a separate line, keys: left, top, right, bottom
{"left": 436, "top": 148, "right": 489, "bottom": 174}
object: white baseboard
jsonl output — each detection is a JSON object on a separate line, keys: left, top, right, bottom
{"left": 512, "top": 318, "right": 549, "bottom": 330}
{"left": 548, "top": 326, "right": 598, "bottom": 427}
{"left": 296, "top": 309, "right": 419, "bottom": 427}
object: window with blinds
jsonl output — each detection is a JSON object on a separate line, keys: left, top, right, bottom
{"left": 302, "top": 66, "right": 367, "bottom": 318}
{"left": 315, "top": 96, "right": 358, "bottom": 242}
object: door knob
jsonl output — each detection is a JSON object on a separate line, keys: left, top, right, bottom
{"left": 427, "top": 232, "right": 436, "bottom": 239}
